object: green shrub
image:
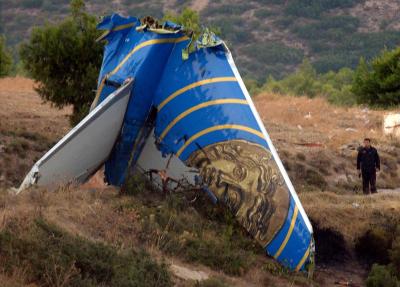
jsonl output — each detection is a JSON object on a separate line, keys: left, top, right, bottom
{"left": 273, "top": 17, "right": 296, "bottom": 29}
{"left": 352, "top": 47, "right": 400, "bottom": 107}
{"left": 20, "top": 0, "right": 43, "bottom": 9}
{"left": 251, "top": 0, "right": 281, "bottom": 4}
{"left": 243, "top": 77, "right": 261, "bottom": 95}
{"left": 263, "top": 59, "right": 320, "bottom": 97}
{"left": 390, "top": 237, "right": 400, "bottom": 274}
{"left": 164, "top": 8, "right": 202, "bottom": 40}
{"left": 366, "top": 264, "right": 399, "bottom": 287}
{"left": 129, "top": 4, "right": 164, "bottom": 19}
{"left": 201, "top": 3, "right": 253, "bottom": 17}
{"left": 19, "top": 0, "right": 103, "bottom": 125}
{"left": 262, "top": 59, "right": 357, "bottom": 105}
{"left": 305, "top": 169, "right": 327, "bottom": 190}
{"left": 243, "top": 42, "right": 304, "bottom": 66}
{"left": 292, "top": 16, "right": 360, "bottom": 40}
{"left": 285, "top": 0, "right": 361, "bottom": 18}
{"left": 209, "top": 17, "right": 252, "bottom": 44}
{"left": 0, "top": 36, "right": 12, "bottom": 77}
{"left": 127, "top": 185, "right": 258, "bottom": 276}
{"left": 0, "top": 219, "right": 172, "bottom": 286}
{"left": 254, "top": 8, "right": 273, "bottom": 19}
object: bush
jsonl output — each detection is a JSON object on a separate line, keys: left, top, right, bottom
{"left": 243, "top": 42, "right": 304, "bottom": 66}
{"left": 209, "top": 17, "right": 252, "bottom": 44}
{"left": 285, "top": 0, "right": 361, "bottom": 18}
{"left": 20, "top": 0, "right": 43, "bottom": 9}
{"left": 125, "top": 183, "right": 258, "bottom": 276}
{"left": 163, "top": 8, "right": 202, "bottom": 39}
{"left": 19, "top": 0, "right": 103, "bottom": 125}
{"left": 263, "top": 59, "right": 320, "bottom": 97}
{"left": 305, "top": 169, "right": 327, "bottom": 190}
{"left": 129, "top": 4, "right": 164, "bottom": 19}
{"left": 352, "top": 47, "right": 400, "bottom": 107}
{"left": 292, "top": 16, "right": 360, "bottom": 40}
{"left": 262, "top": 59, "right": 357, "bottom": 105}
{"left": 0, "top": 219, "right": 172, "bottom": 286}
{"left": 0, "top": 36, "right": 12, "bottom": 77}
{"left": 390, "top": 237, "right": 400, "bottom": 274}
{"left": 254, "top": 8, "right": 274, "bottom": 19}
{"left": 366, "top": 264, "right": 399, "bottom": 287}
{"left": 201, "top": 3, "right": 253, "bottom": 17}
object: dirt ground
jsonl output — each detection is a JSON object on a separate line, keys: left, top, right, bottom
{"left": 0, "top": 77, "right": 71, "bottom": 187}
{"left": 254, "top": 92, "right": 400, "bottom": 192}
{"left": 1, "top": 77, "right": 399, "bottom": 286}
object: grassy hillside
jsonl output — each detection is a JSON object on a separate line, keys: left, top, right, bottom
{"left": 1, "top": 76, "right": 400, "bottom": 286}
{"left": 1, "top": 0, "right": 400, "bottom": 80}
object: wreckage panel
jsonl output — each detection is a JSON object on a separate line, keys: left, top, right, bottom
{"left": 158, "top": 104, "right": 266, "bottom": 160}
{"left": 266, "top": 197, "right": 312, "bottom": 271}
{"left": 89, "top": 13, "right": 313, "bottom": 272}
{"left": 136, "top": 131, "right": 198, "bottom": 189}
{"left": 153, "top": 38, "right": 313, "bottom": 271}
{"left": 93, "top": 16, "right": 190, "bottom": 185}
{"left": 18, "top": 80, "right": 133, "bottom": 192}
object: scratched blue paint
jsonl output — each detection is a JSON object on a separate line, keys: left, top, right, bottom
{"left": 94, "top": 13, "right": 313, "bottom": 272}
{"left": 94, "top": 15, "right": 189, "bottom": 185}
{"left": 266, "top": 196, "right": 312, "bottom": 270}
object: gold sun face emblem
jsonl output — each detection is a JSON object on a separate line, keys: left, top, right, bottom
{"left": 187, "top": 140, "right": 290, "bottom": 247}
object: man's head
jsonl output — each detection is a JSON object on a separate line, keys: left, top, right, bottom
{"left": 364, "top": 138, "right": 371, "bottom": 148}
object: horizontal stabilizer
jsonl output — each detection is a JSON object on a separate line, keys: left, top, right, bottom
{"left": 17, "top": 79, "right": 134, "bottom": 193}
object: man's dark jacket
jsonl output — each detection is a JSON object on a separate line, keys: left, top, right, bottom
{"left": 357, "top": 146, "right": 380, "bottom": 172}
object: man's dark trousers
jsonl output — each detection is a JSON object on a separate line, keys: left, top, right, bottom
{"left": 362, "top": 169, "right": 377, "bottom": 195}
{"left": 357, "top": 146, "right": 380, "bottom": 195}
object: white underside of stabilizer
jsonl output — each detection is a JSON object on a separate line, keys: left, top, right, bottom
{"left": 17, "top": 79, "right": 134, "bottom": 193}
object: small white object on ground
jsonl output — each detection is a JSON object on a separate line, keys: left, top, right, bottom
{"left": 170, "top": 264, "right": 209, "bottom": 281}
{"left": 383, "top": 113, "right": 400, "bottom": 138}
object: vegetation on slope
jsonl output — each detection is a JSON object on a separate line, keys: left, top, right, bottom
{"left": 0, "top": 219, "right": 172, "bottom": 286}
{"left": 352, "top": 47, "right": 400, "bottom": 107}
{"left": 0, "top": 36, "right": 12, "bottom": 77}
{"left": 123, "top": 175, "right": 259, "bottom": 276}
{"left": 257, "top": 46, "right": 400, "bottom": 108}
{"left": 2, "top": 0, "right": 400, "bottom": 80}
{"left": 19, "top": 0, "right": 103, "bottom": 125}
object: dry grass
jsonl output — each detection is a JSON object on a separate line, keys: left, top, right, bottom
{"left": 0, "top": 186, "right": 141, "bottom": 247}
{"left": 1, "top": 77, "right": 399, "bottom": 286}
{"left": 0, "top": 187, "right": 315, "bottom": 287}
{"left": 0, "top": 77, "right": 72, "bottom": 188}
{"left": 254, "top": 92, "right": 387, "bottom": 149}
{"left": 301, "top": 191, "right": 400, "bottom": 243}
{"left": 254, "top": 92, "right": 400, "bottom": 192}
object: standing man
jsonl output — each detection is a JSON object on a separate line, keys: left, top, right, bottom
{"left": 357, "top": 138, "right": 380, "bottom": 194}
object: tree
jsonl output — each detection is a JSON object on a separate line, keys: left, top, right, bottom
{"left": 163, "top": 8, "right": 220, "bottom": 42}
{"left": 19, "top": 0, "right": 103, "bottom": 125}
{"left": 352, "top": 48, "right": 400, "bottom": 107}
{"left": 163, "top": 8, "right": 202, "bottom": 39}
{"left": 263, "top": 59, "right": 321, "bottom": 97}
{"left": 0, "top": 36, "right": 12, "bottom": 77}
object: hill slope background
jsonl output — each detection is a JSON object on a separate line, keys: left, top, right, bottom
{"left": 1, "top": 0, "right": 400, "bottom": 80}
